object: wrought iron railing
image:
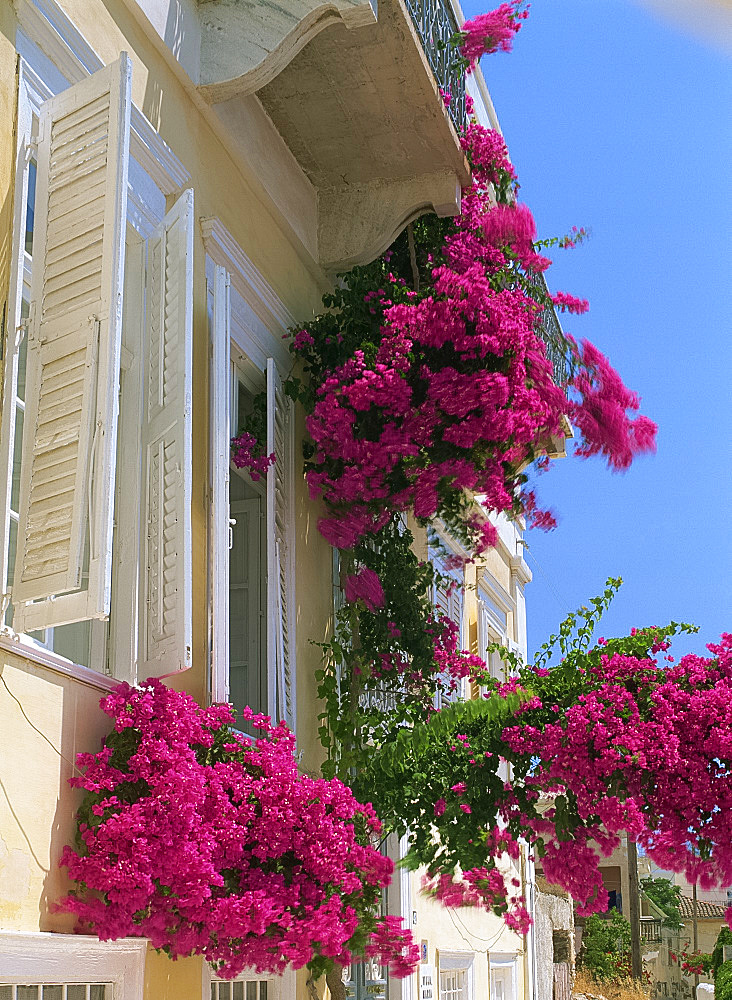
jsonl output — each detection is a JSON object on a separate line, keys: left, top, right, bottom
{"left": 402, "top": 0, "right": 466, "bottom": 133}
{"left": 526, "top": 270, "right": 574, "bottom": 388}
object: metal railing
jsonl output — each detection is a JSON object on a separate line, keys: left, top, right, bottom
{"left": 402, "top": 0, "right": 466, "bottom": 133}
{"left": 639, "top": 918, "right": 663, "bottom": 943}
{"left": 526, "top": 270, "right": 574, "bottom": 388}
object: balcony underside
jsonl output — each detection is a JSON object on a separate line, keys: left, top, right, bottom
{"left": 199, "top": 0, "right": 469, "bottom": 270}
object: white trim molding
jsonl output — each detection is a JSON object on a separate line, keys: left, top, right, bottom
{"left": 0, "top": 632, "right": 119, "bottom": 691}
{"left": 201, "top": 216, "right": 294, "bottom": 369}
{"left": 0, "top": 932, "right": 147, "bottom": 997}
{"left": 15, "top": 0, "right": 190, "bottom": 196}
{"left": 201, "top": 217, "right": 296, "bottom": 331}
{"left": 203, "top": 963, "right": 297, "bottom": 997}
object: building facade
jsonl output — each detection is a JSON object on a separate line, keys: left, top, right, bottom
{"left": 0, "top": 0, "right": 550, "bottom": 996}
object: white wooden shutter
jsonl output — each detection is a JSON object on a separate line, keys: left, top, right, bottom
{"left": 266, "top": 358, "right": 295, "bottom": 730}
{"left": 209, "top": 264, "right": 230, "bottom": 701}
{"left": 431, "top": 552, "right": 464, "bottom": 706}
{"left": 139, "top": 189, "right": 193, "bottom": 678}
{"left": 13, "top": 56, "right": 132, "bottom": 633}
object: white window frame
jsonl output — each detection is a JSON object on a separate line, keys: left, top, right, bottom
{"left": 488, "top": 953, "right": 518, "bottom": 1000}
{"left": 0, "top": 932, "right": 146, "bottom": 999}
{"left": 203, "top": 964, "right": 296, "bottom": 1000}
{"left": 203, "top": 220, "right": 296, "bottom": 731}
{"left": 437, "top": 951, "right": 474, "bottom": 1000}
{"left": 428, "top": 533, "right": 465, "bottom": 705}
{"left": 0, "top": 18, "right": 190, "bottom": 688}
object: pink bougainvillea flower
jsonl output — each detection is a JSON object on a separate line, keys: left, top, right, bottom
{"left": 344, "top": 567, "right": 385, "bottom": 611}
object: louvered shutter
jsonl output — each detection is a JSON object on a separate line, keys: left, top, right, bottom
{"left": 139, "top": 189, "right": 193, "bottom": 678}
{"left": 13, "top": 56, "right": 131, "bottom": 633}
{"left": 431, "top": 553, "right": 464, "bottom": 706}
{"left": 266, "top": 358, "right": 295, "bottom": 730}
{"left": 209, "top": 265, "right": 231, "bottom": 702}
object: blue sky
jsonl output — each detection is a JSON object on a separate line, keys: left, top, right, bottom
{"left": 464, "top": 0, "right": 732, "bottom": 657}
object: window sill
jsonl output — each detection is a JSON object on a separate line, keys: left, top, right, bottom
{"left": 0, "top": 630, "right": 119, "bottom": 692}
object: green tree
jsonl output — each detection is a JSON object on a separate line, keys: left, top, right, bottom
{"left": 580, "top": 910, "right": 633, "bottom": 981}
{"left": 712, "top": 926, "right": 732, "bottom": 978}
{"left": 640, "top": 877, "right": 682, "bottom": 931}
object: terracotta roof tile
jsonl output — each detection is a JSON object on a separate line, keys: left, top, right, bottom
{"left": 678, "top": 895, "right": 728, "bottom": 920}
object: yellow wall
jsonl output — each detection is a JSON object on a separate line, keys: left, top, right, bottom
{"left": 413, "top": 886, "right": 526, "bottom": 1000}
{"left": 0, "top": 653, "right": 113, "bottom": 932}
{"left": 143, "top": 950, "right": 204, "bottom": 1000}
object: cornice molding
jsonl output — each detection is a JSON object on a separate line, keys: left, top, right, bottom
{"left": 200, "top": 216, "right": 296, "bottom": 337}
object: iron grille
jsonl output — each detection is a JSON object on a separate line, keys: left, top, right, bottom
{"left": 402, "top": 0, "right": 466, "bottom": 133}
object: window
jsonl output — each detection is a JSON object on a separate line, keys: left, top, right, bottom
{"left": 438, "top": 970, "right": 465, "bottom": 1000}
{"left": 206, "top": 967, "right": 295, "bottom": 1000}
{"left": 429, "top": 545, "right": 464, "bottom": 707}
{"left": 0, "top": 986, "right": 110, "bottom": 999}
{"left": 489, "top": 956, "right": 517, "bottom": 1000}
{"left": 229, "top": 368, "right": 267, "bottom": 724}
{"left": 206, "top": 243, "right": 295, "bottom": 732}
{"left": 0, "top": 55, "right": 193, "bottom": 681}
{"left": 438, "top": 953, "right": 473, "bottom": 1000}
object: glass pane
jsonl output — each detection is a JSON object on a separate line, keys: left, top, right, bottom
{"left": 17, "top": 313, "right": 28, "bottom": 400}
{"left": 42, "top": 987, "right": 63, "bottom": 1000}
{"left": 11, "top": 404, "right": 23, "bottom": 511}
{"left": 237, "top": 380, "right": 254, "bottom": 437}
{"left": 6, "top": 516, "right": 17, "bottom": 626}
{"left": 67, "top": 987, "right": 88, "bottom": 1000}
{"left": 25, "top": 158, "right": 37, "bottom": 255}
{"left": 52, "top": 620, "right": 91, "bottom": 667}
{"left": 259, "top": 981, "right": 268, "bottom": 1000}
{"left": 17, "top": 988, "right": 40, "bottom": 1000}
{"left": 89, "top": 987, "right": 109, "bottom": 1000}
{"left": 233, "top": 984, "right": 244, "bottom": 1000}
{"left": 0, "top": 987, "right": 13, "bottom": 1000}
{"left": 246, "top": 982, "right": 257, "bottom": 1000}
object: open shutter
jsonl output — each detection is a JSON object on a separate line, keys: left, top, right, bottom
{"left": 139, "top": 189, "right": 193, "bottom": 678}
{"left": 209, "top": 265, "right": 230, "bottom": 701}
{"left": 13, "top": 56, "right": 131, "bottom": 633}
{"left": 431, "top": 552, "right": 464, "bottom": 706}
{"left": 266, "top": 358, "right": 295, "bottom": 730}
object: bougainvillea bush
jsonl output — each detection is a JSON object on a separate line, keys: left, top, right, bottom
{"left": 60, "top": 680, "right": 418, "bottom": 980}
{"left": 229, "top": 4, "right": 657, "bottom": 559}
{"left": 343, "top": 581, "right": 732, "bottom": 937}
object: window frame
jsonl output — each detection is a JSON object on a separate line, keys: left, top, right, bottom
{"left": 203, "top": 223, "right": 296, "bottom": 733}
{"left": 437, "top": 951, "right": 474, "bottom": 1000}
{"left": 0, "top": 44, "right": 189, "bottom": 687}
{"left": 203, "top": 964, "right": 296, "bottom": 1000}
{"left": 0, "top": 932, "right": 146, "bottom": 999}
{"left": 428, "top": 533, "right": 465, "bottom": 705}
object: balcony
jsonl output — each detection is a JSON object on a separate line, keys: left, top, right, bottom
{"left": 526, "top": 270, "right": 575, "bottom": 389}
{"left": 640, "top": 918, "right": 663, "bottom": 944}
{"left": 197, "top": 0, "right": 470, "bottom": 269}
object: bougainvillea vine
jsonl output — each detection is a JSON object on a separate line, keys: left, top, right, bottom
{"left": 60, "top": 681, "right": 418, "bottom": 980}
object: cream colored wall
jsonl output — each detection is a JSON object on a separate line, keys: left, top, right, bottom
{"left": 409, "top": 516, "right": 528, "bottom": 1000}
{"left": 0, "top": 653, "right": 113, "bottom": 932}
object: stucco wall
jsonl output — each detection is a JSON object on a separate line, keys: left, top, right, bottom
{"left": 0, "top": 652, "right": 114, "bottom": 932}
{"left": 534, "top": 890, "right": 573, "bottom": 1000}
